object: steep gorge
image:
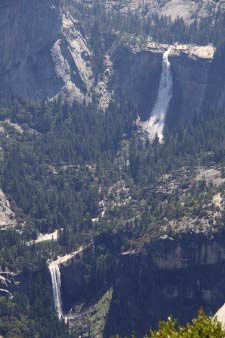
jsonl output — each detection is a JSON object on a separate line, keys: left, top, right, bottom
{"left": 110, "top": 41, "right": 216, "bottom": 131}
{"left": 105, "top": 233, "right": 225, "bottom": 337}
{"left": 54, "top": 232, "right": 225, "bottom": 337}
{"left": 2, "top": 3, "right": 225, "bottom": 336}
{"left": 0, "top": 0, "right": 223, "bottom": 131}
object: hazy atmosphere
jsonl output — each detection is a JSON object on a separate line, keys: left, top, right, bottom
{"left": 1, "top": 1, "right": 225, "bottom": 337}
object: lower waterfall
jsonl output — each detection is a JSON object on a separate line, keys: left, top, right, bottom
{"left": 49, "top": 262, "right": 63, "bottom": 319}
{"left": 142, "top": 48, "right": 173, "bottom": 143}
{"left": 48, "top": 246, "right": 88, "bottom": 321}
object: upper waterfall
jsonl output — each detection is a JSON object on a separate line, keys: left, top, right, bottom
{"left": 49, "top": 262, "right": 63, "bottom": 319}
{"left": 141, "top": 48, "right": 173, "bottom": 143}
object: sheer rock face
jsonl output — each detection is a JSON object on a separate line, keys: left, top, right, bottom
{"left": 111, "top": 45, "right": 162, "bottom": 121}
{"left": 0, "top": 0, "right": 224, "bottom": 127}
{"left": 0, "top": 0, "right": 62, "bottom": 98}
{"left": 57, "top": 232, "right": 225, "bottom": 338}
{"left": 168, "top": 52, "right": 213, "bottom": 127}
{"left": 0, "top": 0, "right": 93, "bottom": 102}
{"left": 0, "top": 0, "right": 62, "bottom": 70}
{"left": 110, "top": 42, "right": 215, "bottom": 126}
{"left": 104, "top": 233, "right": 225, "bottom": 338}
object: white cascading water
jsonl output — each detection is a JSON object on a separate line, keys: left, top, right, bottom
{"left": 142, "top": 48, "right": 173, "bottom": 143}
{"left": 49, "top": 262, "right": 63, "bottom": 319}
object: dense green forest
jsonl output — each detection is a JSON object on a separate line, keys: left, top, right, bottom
{"left": 0, "top": 97, "right": 225, "bottom": 336}
{"left": 1, "top": 99, "right": 225, "bottom": 251}
{"left": 1, "top": 1, "right": 225, "bottom": 337}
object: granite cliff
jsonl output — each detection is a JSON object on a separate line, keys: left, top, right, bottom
{"left": 110, "top": 39, "right": 216, "bottom": 127}
{"left": 1, "top": 1, "right": 224, "bottom": 130}
{"left": 2, "top": 1, "right": 225, "bottom": 337}
{"left": 43, "top": 164, "right": 225, "bottom": 337}
{"left": 105, "top": 233, "right": 225, "bottom": 337}
{"left": 50, "top": 231, "right": 225, "bottom": 337}
{"left": 0, "top": 0, "right": 93, "bottom": 103}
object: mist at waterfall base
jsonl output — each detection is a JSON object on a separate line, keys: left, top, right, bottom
{"left": 142, "top": 48, "right": 173, "bottom": 143}
{"left": 49, "top": 263, "right": 63, "bottom": 319}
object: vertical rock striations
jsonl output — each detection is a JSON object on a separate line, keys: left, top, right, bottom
{"left": 110, "top": 42, "right": 215, "bottom": 130}
{"left": 0, "top": 0, "right": 62, "bottom": 98}
{"left": 104, "top": 233, "right": 225, "bottom": 337}
{"left": 0, "top": 0, "right": 62, "bottom": 71}
{"left": 0, "top": 0, "right": 93, "bottom": 102}
{"left": 141, "top": 48, "right": 173, "bottom": 142}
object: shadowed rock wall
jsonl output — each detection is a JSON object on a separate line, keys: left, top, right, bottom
{"left": 104, "top": 233, "right": 225, "bottom": 337}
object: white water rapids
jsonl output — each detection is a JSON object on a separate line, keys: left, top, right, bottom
{"left": 141, "top": 48, "right": 173, "bottom": 143}
{"left": 49, "top": 262, "right": 63, "bottom": 319}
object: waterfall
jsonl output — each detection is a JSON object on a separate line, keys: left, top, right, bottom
{"left": 49, "top": 262, "right": 63, "bottom": 319}
{"left": 142, "top": 48, "right": 173, "bottom": 143}
{"left": 48, "top": 246, "right": 88, "bottom": 321}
